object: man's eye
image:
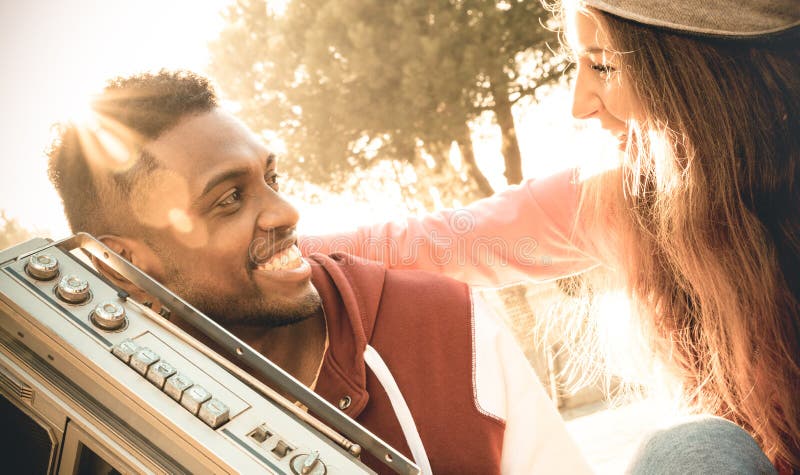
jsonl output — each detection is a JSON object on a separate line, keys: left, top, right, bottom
{"left": 218, "top": 189, "right": 242, "bottom": 207}
{"left": 265, "top": 172, "right": 280, "bottom": 191}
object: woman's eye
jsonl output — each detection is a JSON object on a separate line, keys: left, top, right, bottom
{"left": 218, "top": 189, "right": 242, "bottom": 207}
{"left": 591, "top": 63, "right": 616, "bottom": 76}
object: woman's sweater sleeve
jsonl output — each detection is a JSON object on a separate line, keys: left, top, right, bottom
{"left": 299, "top": 169, "right": 602, "bottom": 287}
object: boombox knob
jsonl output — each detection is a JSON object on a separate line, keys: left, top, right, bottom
{"left": 92, "top": 301, "right": 127, "bottom": 331}
{"left": 291, "top": 450, "right": 326, "bottom": 475}
{"left": 26, "top": 253, "right": 59, "bottom": 280}
{"left": 57, "top": 274, "right": 90, "bottom": 304}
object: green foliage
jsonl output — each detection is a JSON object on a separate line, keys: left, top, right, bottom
{"left": 210, "top": 0, "right": 564, "bottom": 202}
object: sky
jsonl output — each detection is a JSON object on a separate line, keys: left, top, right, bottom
{"left": 0, "top": 0, "right": 233, "bottom": 238}
{"left": 0, "top": 0, "right": 618, "bottom": 242}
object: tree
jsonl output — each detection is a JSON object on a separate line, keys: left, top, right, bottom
{"left": 0, "top": 211, "right": 33, "bottom": 251}
{"left": 210, "top": 0, "right": 564, "bottom": 201}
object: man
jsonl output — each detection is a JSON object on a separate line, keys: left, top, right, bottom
{"left": 48, "top": 70, "right": 590, "bottom": 474}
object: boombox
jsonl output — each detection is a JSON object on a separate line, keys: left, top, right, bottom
{"left": 0, "top": 233, "right": 418, "bottom": 474}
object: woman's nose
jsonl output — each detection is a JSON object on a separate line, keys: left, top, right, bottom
{"left": 572, "top": 67, "right": 602, "bottom": 120}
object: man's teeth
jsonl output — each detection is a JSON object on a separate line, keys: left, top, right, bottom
{"left": 258, "top": 246, "right": 303, "bottom": 271}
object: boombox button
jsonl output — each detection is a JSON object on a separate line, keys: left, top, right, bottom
{"left": 112, "top": 339, "right": 140, "bottom": 363}
{"left": 199, "top": 398, "right": 230, "bottom": 428}
{"left": 164, "top": 373, "right": 193, "bottom": 401}
{"left": 181, "top": 385, "right": 211, "bottom": 415}
{"left": 272, "top": 439, "right": 294, "bottom": 458}
{"left": 130, "top": 348, "right": 160, "bottom": 375}
{"left": 146, "top": 360, "right": 177, "bottom": 389}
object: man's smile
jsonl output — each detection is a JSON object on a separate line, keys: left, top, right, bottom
{"left": 255, "top": 244, "right": 311, "bottom": 280}
{"left": 257, "top": 244, "right": 304, "bottom": 271}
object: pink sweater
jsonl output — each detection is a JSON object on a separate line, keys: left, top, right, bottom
{"left": 300, "top": 169, "right": 601, "bottom": 286}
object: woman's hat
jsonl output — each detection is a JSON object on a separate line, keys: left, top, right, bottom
{"left": 584, "top": 0, "right": 800, "bottom": 37}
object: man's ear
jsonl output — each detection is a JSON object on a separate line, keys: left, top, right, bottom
{"left": 92, "top": 235, "right": 165, "bottom": 287}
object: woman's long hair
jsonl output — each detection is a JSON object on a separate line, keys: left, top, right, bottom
{"left": 575, "top": 10, "right": 800, "bottom": 468}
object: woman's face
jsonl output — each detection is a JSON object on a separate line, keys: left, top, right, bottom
{"left": 568, "top": 8, "right": 641, "bottom": 150}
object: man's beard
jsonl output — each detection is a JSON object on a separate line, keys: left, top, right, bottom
{"left": 185, "top": 286, "right": 323, "bottom": 328}
{"left": 147, "top": 240, "right": 323, "bottom": 328}
{"left": 161, "top": 270, "right": 323, "bottom": 328}
{"left": 212, "top": 291, "right": 322, "bottom": 328}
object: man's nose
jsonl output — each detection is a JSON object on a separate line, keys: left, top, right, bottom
{"left": 571, "top": 68, "right": 601, "bottom": 120}
{"left": 256, "top": 191, "right": 300, "bottom": 231}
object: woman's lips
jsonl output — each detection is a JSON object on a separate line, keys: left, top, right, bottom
{"left": 616, "top": 133, "right": 628, "bottom": 151}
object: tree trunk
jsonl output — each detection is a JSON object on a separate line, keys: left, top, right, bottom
{"left": 492, "top": 82, "right": 524, "bottom": 185}
{"left": 459, "top": 123, "right": 494, "bottom": 197}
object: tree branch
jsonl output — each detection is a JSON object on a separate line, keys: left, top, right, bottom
{"left": 509, "top": 84, "right": 542, "bottom": 105}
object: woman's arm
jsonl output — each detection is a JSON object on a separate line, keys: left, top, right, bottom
{"left": 299, "top": 169, "right": 602, "bottom": 287}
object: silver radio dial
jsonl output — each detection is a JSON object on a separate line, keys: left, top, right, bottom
{"left": 56, "top": 274, "right": 91, "bottom": 304}
{"left": 26, "top": 253, "right": 59, "bottom": 280}
{"left": 91, "top": 301, "right": 127, "bottom": 331}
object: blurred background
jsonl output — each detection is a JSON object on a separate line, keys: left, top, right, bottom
{"left": 0, "top": 1, "right": 662, "bottom": 472}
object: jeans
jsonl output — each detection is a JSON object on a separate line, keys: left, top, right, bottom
{"left": 627, "top": 415, "right": 777, "bottom": 474}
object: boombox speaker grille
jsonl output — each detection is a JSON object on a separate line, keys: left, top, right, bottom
{"left": 0, "top": 393, "right": 53, "bottom": 474}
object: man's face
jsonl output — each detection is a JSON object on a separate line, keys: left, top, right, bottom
{"left": 129, "top": 108, "right": 320, "bottom": 326}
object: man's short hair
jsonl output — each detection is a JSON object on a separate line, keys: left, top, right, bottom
{"left": 47, "top": 70, "right": 218, "bottom": 236}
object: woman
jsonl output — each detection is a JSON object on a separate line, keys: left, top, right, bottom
{"left": 561, "top": 1, "right": 799, "bottom": 472}
{"left": 303, "top": 0, "right": 799, "bottom": 471}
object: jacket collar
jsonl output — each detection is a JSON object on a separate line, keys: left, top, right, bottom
{"left": 308, "top": 253, "right": 386, "bottom": 418}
